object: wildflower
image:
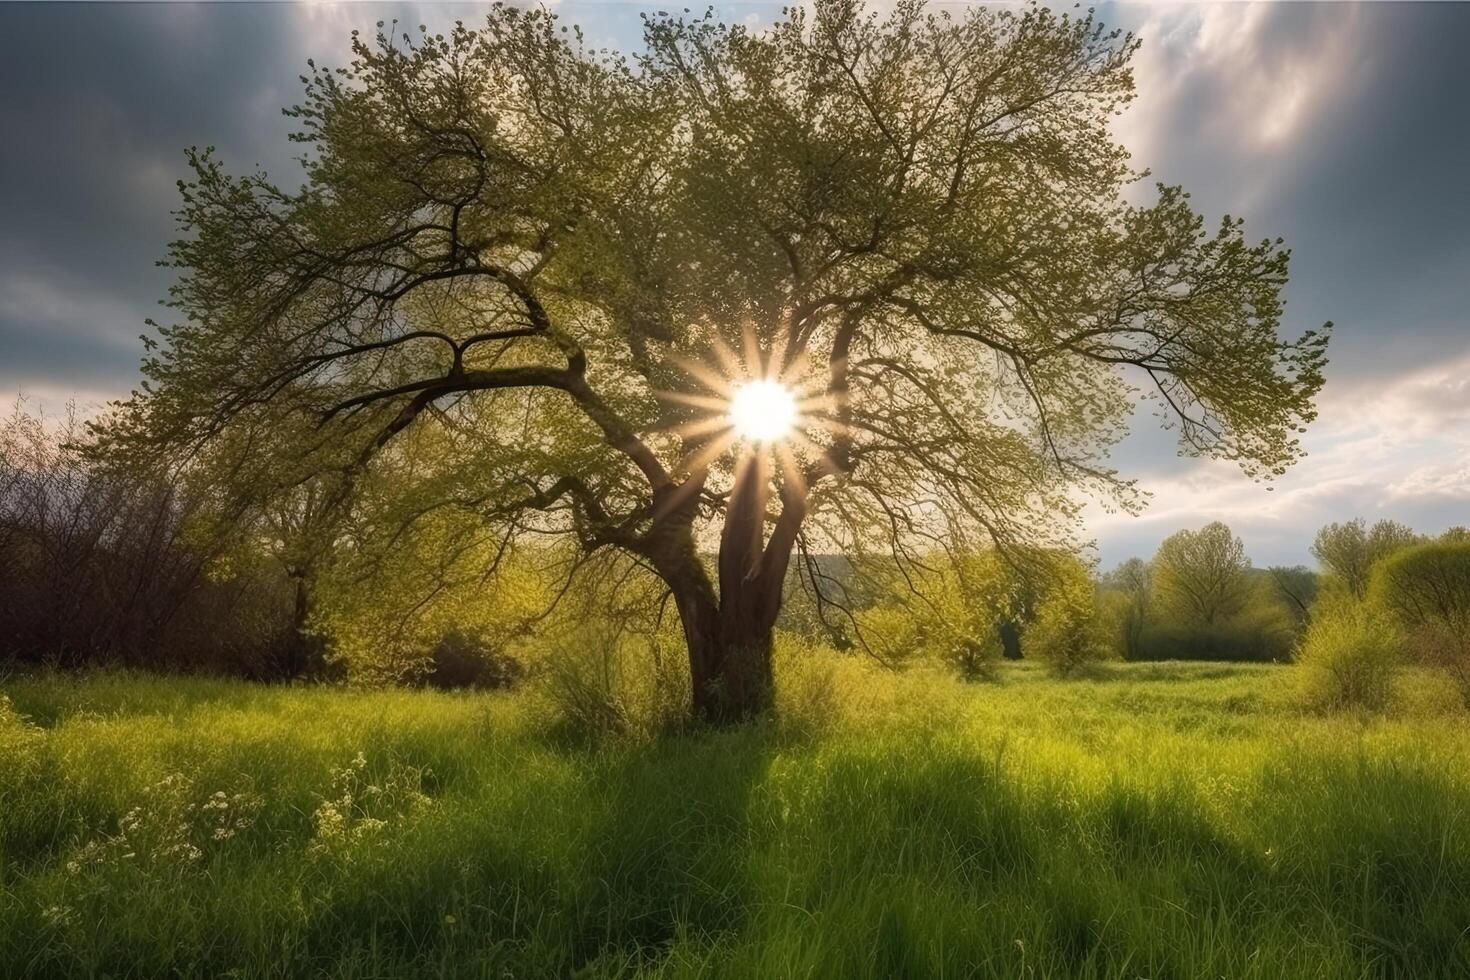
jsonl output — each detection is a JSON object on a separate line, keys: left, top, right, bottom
{"left": 42, "top": 905, "right": 75, "bottom": 927}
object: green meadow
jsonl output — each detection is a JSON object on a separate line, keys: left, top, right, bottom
{"left": 3, "top": 660, "right": 1468, "bottom": 979}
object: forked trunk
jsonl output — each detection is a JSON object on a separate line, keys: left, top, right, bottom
{"left": 649, "top": 452, "right": 797, "bottom": 725}
{"left": 654, "top": 532, "right": 780, "bottom": 725}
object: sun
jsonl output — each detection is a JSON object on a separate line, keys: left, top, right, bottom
{"left": 729, "top": 379, "right": 798, "bottom": 443}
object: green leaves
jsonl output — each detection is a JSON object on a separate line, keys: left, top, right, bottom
{"left": 100, "top": 0, "right": 1329, "bottom": 661}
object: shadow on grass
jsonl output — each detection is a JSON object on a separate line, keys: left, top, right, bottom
{"left": 10, "top": 676, "right": 1470, "bottom": 979}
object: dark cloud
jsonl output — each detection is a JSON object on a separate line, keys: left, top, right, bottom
{"left": 1106, "top": 1, "right": 1470, "bottom": 379}
{"left": 0, "top": 3, "right": 308, "bottom": 400}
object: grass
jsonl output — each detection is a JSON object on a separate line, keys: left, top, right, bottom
{"left": 2, "top": 659, "right": 1469, "bottom": 978}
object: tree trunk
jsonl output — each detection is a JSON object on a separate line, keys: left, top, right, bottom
{"left": 285, "top": 569, "right": 324, "bottom": 680}
{"left": 650, "top": 526, "right": 779, "bottom": 725}
{"left": 692, "top": 619, "right": 775, "bottom": 724}
{"left": 648, "top": 452, "right": 796, "bottom": 725}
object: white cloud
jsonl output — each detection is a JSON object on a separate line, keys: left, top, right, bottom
{"left": 1089, "top": 352, "right": 1470, "bottom": 565}
{"left": 1114, "top": 2, "right": 1364, "bottom": 214}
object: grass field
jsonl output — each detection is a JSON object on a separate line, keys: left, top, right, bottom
{"left": 3, "top": 659, "right": 1469, "bottom": 979}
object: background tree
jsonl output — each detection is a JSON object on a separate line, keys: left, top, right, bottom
{"left": 1268, "top": 565, "right": 1318, "bottom": 627}
{"left": 1100, "top": 557, "right": 1151, "bottom": 658}
{"left": 98, "top": 1, "right": 1328, "bottom": 722}
{"left": 1311, "top": 518, "right": 1420, "bottom": 600}
{"left": 1151, "top": 522, "right": 1252, "bottom": 627}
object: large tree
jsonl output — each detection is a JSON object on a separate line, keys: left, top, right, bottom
{"left": 1151, "top": 522, "right": 1253, "bottom": 628}
{"left": 103, "top": 1, "right": 1328, "bottom": 722}
{"left": 1311, "top": 518, "right": 1420, "bottom": 600}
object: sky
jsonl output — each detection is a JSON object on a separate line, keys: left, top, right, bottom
{"left": 1, "top": 1, "right": 1467, "bottom": 568}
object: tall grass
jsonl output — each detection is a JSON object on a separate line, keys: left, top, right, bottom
{"left": 2, "top": 662, "right": 1468, "bottom": 978}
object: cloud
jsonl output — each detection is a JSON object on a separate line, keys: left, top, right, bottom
{"left": 1068, "top": 2, "right": 1470, "bottom": 567}
{"left": 1109, "top": 2, "right": 1470, "bottom": 382}
{"left": 1116, "top": 2, "right": 1362, "bottom": 171}
{"left": 1090, "top": 353, "right": 1470, "bottom": 567}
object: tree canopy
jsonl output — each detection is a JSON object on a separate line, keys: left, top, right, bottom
{"left": 98, "top": 0, "right": 1330, "bottom": 721}
{"left": 1151, "top": 522, "right": 1252, "bottom": 627}
{"left": 1311, "top": 518, "right": 1420, "bottom": 600}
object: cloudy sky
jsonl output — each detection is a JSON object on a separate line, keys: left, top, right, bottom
{"left": 2, "top": 1, "right": 1467, "bottom": 567}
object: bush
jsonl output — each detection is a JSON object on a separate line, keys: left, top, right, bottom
{"left": 1370, "top": 540, "right": 1470, "bottom": 707}
{"left": 1297, "top": 598, "right": 1400, "bottom": 712}
{"left": 945, "top": 635, "right": 1003, "bottom": 681}
{"left": 853, "top": 601, "right": 931, "bottom": 668}
{"left": 852, "top": 551, "right": 1011, "bottom": 680}
{"left": 1133, "top": 605, "right": 1297, "bottom": 663}
{"left": 1028, "top": 565, "right": 1112, "bottom": 677}
{"left": 1, "top": 403, "right": 297, "bottom": 677}
{"left": 541, "top": 625, "right": 690, "bottom": 740}
{"left": 419, "top": 628, "right": 524, "bottom": 690}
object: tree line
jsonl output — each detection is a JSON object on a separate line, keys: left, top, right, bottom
{"left": 8, "top": 395, "right": 1465, "bottom": 712}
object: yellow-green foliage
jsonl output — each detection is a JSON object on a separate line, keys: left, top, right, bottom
{"left": 532, "top": 557, "right": 693, "bottom": 738}
{"left": 315, "top": 519, "right": 558, "bottom": 684}
{"left": 1151, "top": 522, "right": 1253, "bottom": 626}
{"left": 538, "top": 624, "right": 691, "bottom": 740}
{"left": 1313, "top": 518, "right": 1422, "bottom": 600}
{"left": 1028, "top": 558, "right": 1114, "bottom": 676}
{"left": 1370, "top": 539, "right": 1470, "bottom": 706}
{"left": 1102, "top": 545, "right": 1302, "bottom": 663}
{"left": 1298, "top": 596, "right": 1401, "bottom": 712}
{"left": 3, "top": 663, "right": 1468, "bottom": 978}
{"left": 853, "top": 552, "right": 1018, "bottom": 679}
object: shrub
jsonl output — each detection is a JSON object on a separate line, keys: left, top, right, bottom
{"left": 420, "top": 628, "right": 523, "bottom": 691}
{"left": 1369, "top": 540, "right": 1470, "bottom": 707}
{"left": 852, "top": 551, "right": 1011, "bottom": 680}
{"left": 0, "top": 403, "right": 297, "bottom": 677}
{"left": 1028, "top": 565, "right": 1112, "bottom": 677}
{"left": 541, "top": 625, "right": 690, "bottom": 740}
{"left": 314, "top": 532, "right": 556, "bottom": 685}
{"left": 945, "top": 635, "right": 1004, "bottom": 681}
{"left": 852, "top": 601, "right": 931, "bottom": 669}
{"left": 1297, "top": 597, "right": 1400, "bottom": 712}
